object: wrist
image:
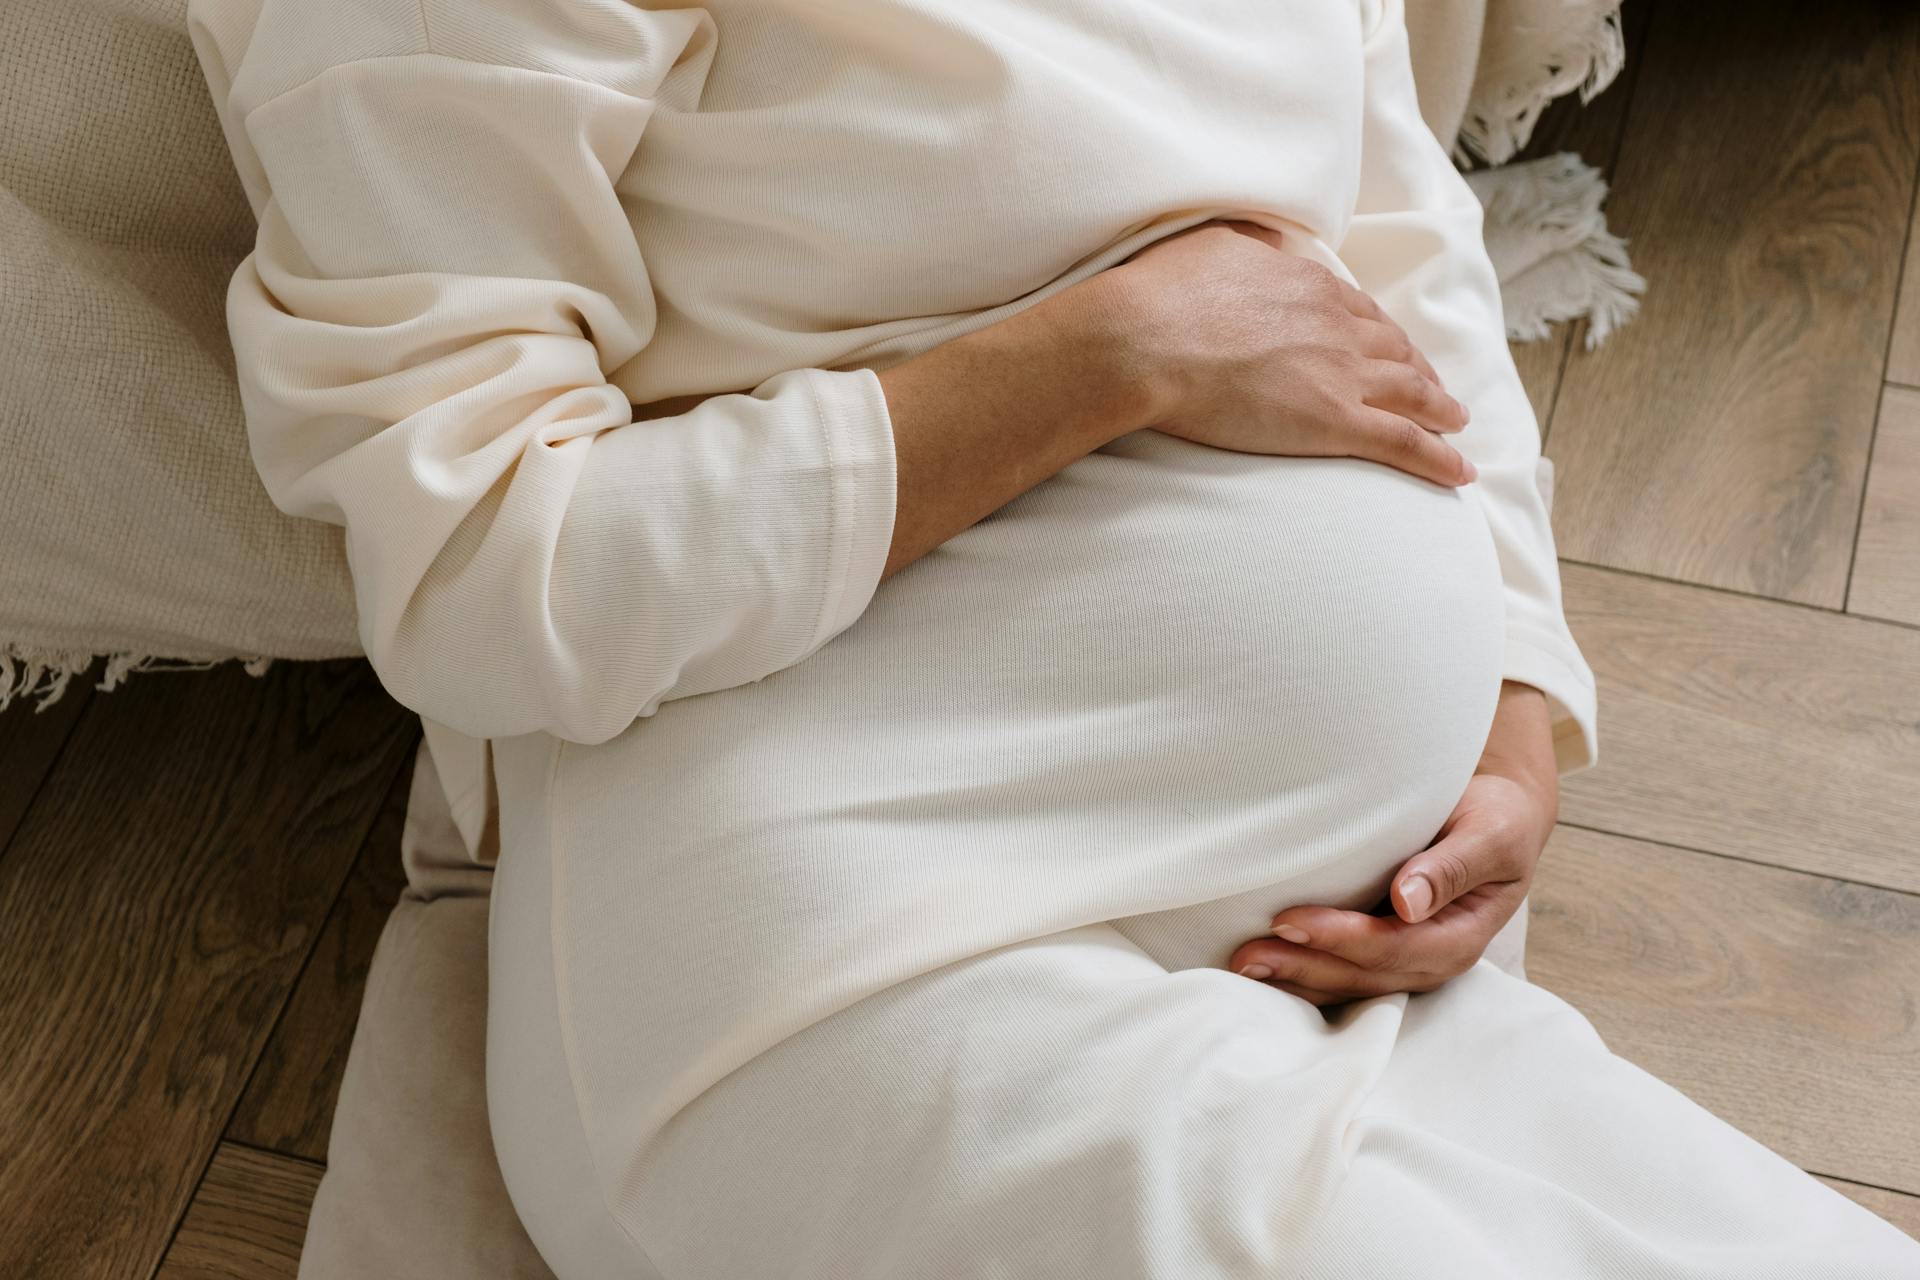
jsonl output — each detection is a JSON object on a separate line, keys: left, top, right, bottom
{"left": 1057, "top": 267, "right": 1178, "bottom": 443}
{"left": 1480, "top": 681, "right": 1559, "bottom": 827}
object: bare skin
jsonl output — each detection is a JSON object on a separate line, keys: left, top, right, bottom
{"left": 646, "top": 216, "right": 1557, "bottom": 997}
{"left": 871, "top": 218, "right": 1476, "bottom": 583}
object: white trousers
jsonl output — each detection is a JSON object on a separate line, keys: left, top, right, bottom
{"left": 484, "top": 442, "right": 1920, "bottom": 1277}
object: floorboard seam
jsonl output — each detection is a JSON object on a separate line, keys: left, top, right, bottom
{"left": 1841, "top": 140, "right": 1920, "bottom": 611}
{"left": 1554, "top": 819, "right": 1920, "bottom": 901}
{"left": 1805, "top": 1168, "right": 1920, "bottom": 1202}
{"left": 1559, "top": 556, "right": 1920, "bottom": 635}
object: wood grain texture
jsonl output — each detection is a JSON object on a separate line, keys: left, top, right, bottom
{"left": 154, "top": 1143, "right": 323, "bottom": 1280}
{"left": 0, "top": 666, "right": 96, "bottom": 858}
{"left": 1503, "top": 0, "right": 1654, "bottom": 426}
{"left": 1818, "top": 1176, "right": 1920, "bottom": 1243}
{"left": 1557, "top": 562, "right": 1920, "bottom": 894}
{"left": 228, "top": 747, "right": 415, "bottom": 1161}
{"left": 1848, "top": 384, "right": 1920, "bottom": 624}
{"left": 0, "top": 661, "right": 414, "bottom": 1280}
{"left": 1545, "top": 0, "right": 1920, "bottom": 606}
{"left": 1888, "top": 186, "right": 1920, "bottom": 387}
{"left": 1528, "top": 825, "right": 1920, "bottom": 1194}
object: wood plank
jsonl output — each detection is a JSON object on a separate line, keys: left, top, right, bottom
{"left": 1544, "top": 0, "right": 1920, "bottom": 606}
{"left": 1558, "top": 562, "right": 1920, "bottom": 894}
{"left": 0, "top": 669, "right": 94, "bottom": 860}
{"left": 1503, "top": 0, "right": 1654, "bottom": 427}
{"left": 1817, "top": 1177, "right": 1920, "bottom": 1243}
{"left": 0, "top": 660, "right": 414, "bottom": 1280}
{"left": 154, "top": 1143, "right": 323, "bottom": 1280}
{"left": 1888, "top": 184, "right": 1920, "bottom": 388}
{"left": 1528, "top": 826, "right": 1920, "bottom": 1194}
{"left": 228, "top": 748, "right": 415, "bottom": 1161}
{"left": 1849, "top": 384, "right": 1920, "bottom": 624}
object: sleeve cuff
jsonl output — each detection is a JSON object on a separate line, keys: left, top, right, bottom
{"left": 1502, "top": 630, "right": 1599, "bottom": 777}
{"left": 803, "top": 365, "right": 900, "bottom": 653}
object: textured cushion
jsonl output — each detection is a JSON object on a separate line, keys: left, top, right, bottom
{"left": 1, "top": 0, "right": 357, "bottom": 700}
{"left": 302, "top": 735, "right": 553, "bottom": 1280}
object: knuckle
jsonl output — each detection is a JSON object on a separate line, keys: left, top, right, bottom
{"left": 1406, "top": 366, "right": 1442, "bottom": 407}
{"left": 1392, "top": 418, "right": 1427, "bottom": 458}
{"left": 1425, "top": 847, "right": 1474, "bottom": 899}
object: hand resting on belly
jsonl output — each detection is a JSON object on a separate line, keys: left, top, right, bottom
{"left": 1229, "top": 679, "right": 1561, "bottom": 1007}
{"left": 635, "top": 214, "right": 1554, "bottom": 1003}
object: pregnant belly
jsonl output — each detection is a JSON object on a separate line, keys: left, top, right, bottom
{"left": 552, "top": 430, "right": 1508, "bottom": 954}
{"left": 539, "top": 430, "right": 1509, "bottom": 1162}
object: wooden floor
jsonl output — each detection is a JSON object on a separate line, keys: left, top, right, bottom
{"left": 4, "top": 0, "right": 1920, "bottom": 1273}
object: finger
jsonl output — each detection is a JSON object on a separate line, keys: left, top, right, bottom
{"left": 1393, "top": 819, "right": 1529, "bottom": 924}
{"left": 1333, "top": 276, "right": 1389, "bottom": 324}
{"left": 1343, "top": 407, "right": 1477, "bottom": 487}
{"left": 1230, "top": 936, "right": 1398, "bottom": 1001}
{"left": 1271, "top": 885, "right": 1524, "bottom": 979}
{"left": 1264, "top": 904, "right": 1414, "bottom": 973}
{"left": 1354, "top": 313, "right": 1451, "bottom": 397}
{"left": 1362, "top": 359, "right": 1470, "bottom": 433}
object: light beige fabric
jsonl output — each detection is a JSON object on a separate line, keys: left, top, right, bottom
{"left": 2, "top": 0, "right": 1622, "bottom": 715}
{"left": 0, "top": 3, "right": 1617, "bottom": 1273}
{"left": 0, "top": 0, "right": 360, "bottom": 695}
{"left": 310, "top": 731, "right": 1532, "bottom": 1280}
{"left": 481, "top": 716, "right": 1918, "bottom": 1279}
{"left": 1404, "top": 0, "right": 1629, "bottom": 167}
{"left": 1464, "top": 0, "right": 1627, "bottom": 165}
{"left": 1405, "top": 0, "right": 1489, "bottom": 147}
{"left": 300, "top": 737, "right": 551, "bottom": 1280}
{"left": 187, "top": 0, "right": 1598, "bottom": 770}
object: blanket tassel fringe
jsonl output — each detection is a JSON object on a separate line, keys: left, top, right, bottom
{"left": 0, "top": 643, "right": 274, "bottom": 715}
{"left": 1470, "top": 150, "right": 1646, "bottom": 350}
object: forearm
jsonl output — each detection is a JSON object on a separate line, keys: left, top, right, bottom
{"left": 874, "top": 275, "right": 1151, "bottom": 580}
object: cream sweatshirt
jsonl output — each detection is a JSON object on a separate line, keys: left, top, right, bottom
{"left": 187, "top": 0, "right": 1598, "bottom": 851}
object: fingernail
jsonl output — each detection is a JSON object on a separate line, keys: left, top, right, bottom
{"left": 1238, "top": 963, "right": 1275, "bottom": 980}
{"left": 1272, "top": 924, "right": 1311, "bottom": 944}
{"left": 1462, "top": 459, "right": 1479, "bottom": 482}
{"left": 1401, "top": 874, "right": 1433, "bottom": 920}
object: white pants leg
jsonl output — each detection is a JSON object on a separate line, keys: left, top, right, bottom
{"left": 487, "top": 722, "right": 1919, "bottom": 1279}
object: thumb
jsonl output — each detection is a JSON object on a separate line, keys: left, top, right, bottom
{"left": 1392, "top": 829, "right": 1489, "bottom": 924}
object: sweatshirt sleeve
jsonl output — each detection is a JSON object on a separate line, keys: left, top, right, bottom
{"left": 196, "top": 1, "right": 898, "bottom": 746}
{"left": 1336, "top": 0, "right": 1600, "bottom": 775}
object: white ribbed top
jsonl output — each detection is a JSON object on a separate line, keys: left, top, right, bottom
{"left": 187, "top": 0, "right": 1598, "bottom": 852}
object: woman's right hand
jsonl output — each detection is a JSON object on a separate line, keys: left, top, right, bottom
{"left": 1099, "top": 218, "right": 1477, "bottom": 487}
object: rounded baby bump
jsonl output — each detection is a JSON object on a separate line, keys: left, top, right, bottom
{"left": 540, "top": 432, "right": 1508, "bottom": 1185}
{"left": 555, "top": 430, "right": 1508, "bottom": 930}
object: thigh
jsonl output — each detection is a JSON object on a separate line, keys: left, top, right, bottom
{"left": 1301, "top": 962, "right": 1920, "bottom": 1277}
{"left": 488, "top": 729, "right": 1920, "bottom": 1279}
{"left": 487, "top": 727, "right": 1400, "bottom": 1276}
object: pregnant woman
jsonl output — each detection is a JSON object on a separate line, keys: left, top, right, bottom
{"left": 190, "top": 0, "right": 1920, "bottom": 1274}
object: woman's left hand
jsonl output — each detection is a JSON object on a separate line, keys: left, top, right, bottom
{"left": 1227, "top": 681, "right": 1560, "bottom": 1006}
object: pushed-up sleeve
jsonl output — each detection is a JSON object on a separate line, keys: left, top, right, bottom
{"left": 1337, "top": 0, "right": 1600, "bottom": 775}
{"left": 206, "top": 2, "right": 898, "bottom": 745}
